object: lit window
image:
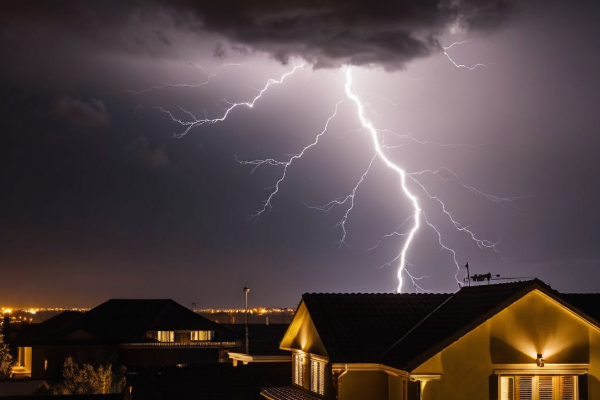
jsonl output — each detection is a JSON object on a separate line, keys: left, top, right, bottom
{"left": 191, "top": 330, "right": 214, "bottom": 341}
{"left": 17, "top": 347, "right": 26, "bottom": 367}
{"left": 310, "top": 359, "right": 325, "bottom": 395}
{"left": 157, "top": 331, "right": 174, "bottom": 342}
{"left": 500, "top": 375, "right": 577, "bottom": 400}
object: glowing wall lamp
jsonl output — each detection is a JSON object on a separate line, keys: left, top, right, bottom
{"left": 536, "top": 353, "right": 545, "bottom": 367}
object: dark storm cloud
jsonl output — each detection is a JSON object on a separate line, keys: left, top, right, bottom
{"left": 0, "top": 1, "right": 198, "bottom": 84}
{"left": 174, "top": 0, "right": 516, "bottom": 69}
{"left": 0, "top": 0, "right": 515, "bottom": 74}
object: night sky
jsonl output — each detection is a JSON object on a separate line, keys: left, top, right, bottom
{"left": 2, "top": 0, "right": 600, "bottom": 308}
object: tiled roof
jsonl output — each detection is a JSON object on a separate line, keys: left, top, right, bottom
{"left": 261, "top": 386, "right": 322, "bottom": 400}
{"left": 302, "top": 292, "right": 451, "bottom": 363}
{"left": 382, "top": 279, "right": 559, "bottom": 370}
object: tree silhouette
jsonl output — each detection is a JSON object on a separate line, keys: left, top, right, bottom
{"left": 0, "top": 334, "right": 12, "bottom": 381}
{"left": 36, "top": 357, "right": 126, "bottom": 395}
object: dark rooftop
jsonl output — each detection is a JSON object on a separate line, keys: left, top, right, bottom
{"left": 19, "top": 299, "right": 235, "bottom": 345}
{"left": 301, "top": 292, "right": 451, "bottom": 363}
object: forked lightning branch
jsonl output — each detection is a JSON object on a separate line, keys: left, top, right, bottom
{"left": 140, "top": 47, "right": 516, "bottom": 293}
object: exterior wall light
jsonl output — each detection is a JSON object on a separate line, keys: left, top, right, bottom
{"left": 536, "top": 353, "right": 545, "bottom": 367}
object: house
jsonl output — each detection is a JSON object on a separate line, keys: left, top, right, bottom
{"left": 261, "top": 279, "right": 600, "bottom": 400}
{"left": 12, "top": 299, "right": 239, "bottom": 379}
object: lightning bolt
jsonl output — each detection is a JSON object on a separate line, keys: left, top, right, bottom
{"left": 442, "top": 41, "right": 488, "bottom": 70}
{"left": 308, "top": 153, "right": 377, "bottom": 248}
{"left": 138, "top": 42, "right": 514, "bottom": 293}
{"left": 127, "top": 73, "right": 217, "bottom": 94}
{"left": 237, "top": 99, "right": 345, "bottom": 220}
{"left": 344, "top": 66, "right": 421, "bottom": 292}
{"left": 155, "top": 64, "right": 305, "bottom": 138}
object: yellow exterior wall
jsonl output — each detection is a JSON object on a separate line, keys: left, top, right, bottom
{"left": 388, "top": 374, "right": 409, "bottom": 400}
{"left": 339, "top": 370, "right": 389, "bottom": 400}
{"left": 589, "top": 329, "right": 600, "bottom": 398}
{"left": 412, "top": 290, "right": 600, "bottom": 400}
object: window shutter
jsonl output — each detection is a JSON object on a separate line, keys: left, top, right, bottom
{"left": 560, "top": 376, "right": 575, "bottom": 400}
{"left": 517, "top": 377, "right": 533, "bottom": 400}
{"left": 537, "top": 376, "right": 553, "bottom": 400}
{"left": 318, "top": 361, "right": 325, "bottom": 394}
{"left": 293, "top": 354, "right": 304, "bottom": 387}
{"left": 310, "top": 359, "right": 325, "bottom": 395}
{"left": 311, "top": 360, "right": 318, "bottom": 392}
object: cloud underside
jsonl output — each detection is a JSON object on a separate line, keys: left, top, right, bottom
{"left": 2, "top": 0, "right": 515, "bottom": 72}
{"left": 177, "top": 0, "right": 515, "bottom": 69}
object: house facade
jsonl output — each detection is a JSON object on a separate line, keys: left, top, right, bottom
{"left": 262, "top": 280, "right": 600, "bottom": 400}
{"left": 12, "top": 299, "right": 239, "bottom": 379}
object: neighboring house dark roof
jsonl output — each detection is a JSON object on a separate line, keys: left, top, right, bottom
{"left": 18, "top": 299, "right": 235, "bottom": 346}
{"left": 226, "top": 324, "right": 290, "bottom": 356}
{"left": 301, "top": 292, "right": 451, "bottom": 363}
{"left": 85, "top": 299, "right": 232, "bottom": 343}
{"left": 17, "top": 311, "right": 100, "bottom": 345}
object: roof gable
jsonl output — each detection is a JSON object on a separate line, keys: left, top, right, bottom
{"left": 382, "top": 279, "right": 599, "bottom": 371}
{"left": 295, "top": 292, "right": 450, "bottom": 363}
{"left": 280, "top": 302, "right": 327, "bottom": 357}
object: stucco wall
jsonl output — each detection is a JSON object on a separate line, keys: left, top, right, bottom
{"left": 340, "top": 370, "right": 389, "bottom": 400}
{"left": 589, "top": 329, "right": 600, "bottom": 398}
{"left": 412, "top": 291, "right": 599, "bottom": 400}
{"left": 388, "top": 374, "right": 409, "bottom": 400}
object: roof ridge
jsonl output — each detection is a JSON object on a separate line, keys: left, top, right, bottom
{"left": 150, "top": 299, "right": 179, "bottom": 327}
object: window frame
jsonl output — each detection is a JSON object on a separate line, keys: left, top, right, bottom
{"left": 499, "top": 374, "right": 578, "bottom": 400}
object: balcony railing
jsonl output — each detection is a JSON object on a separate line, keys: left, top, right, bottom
{"left": 120, "top": 340, "right": 239, "bottom": 348}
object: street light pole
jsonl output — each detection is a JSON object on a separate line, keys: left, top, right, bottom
{"left": 243, "top": 286, "right": 250, "bottom": 354}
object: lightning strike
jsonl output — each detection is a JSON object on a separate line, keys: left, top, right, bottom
{"left": 155, "top": 64, "right": 305, "bottom": 138}
{"left": 442, "top": 41, "right": 488, "bottom": 70}
{"left": 344, "top": 66, "right": 421, "bottom": 292}
{"left": 145, "top": 46, "right": 512, "bottom": 293}
{"left": 237, "top": 99, "right": 345, "bottom": 219}
{"left": 309, "top": 153, "right": 378, "bottom": 247}
{"left": 128, "top": 73, "right": 217, "bottom": 94}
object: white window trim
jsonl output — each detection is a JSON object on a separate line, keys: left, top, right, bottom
{"left": 493, "top": 363, "right": 589, "bottom": 376}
